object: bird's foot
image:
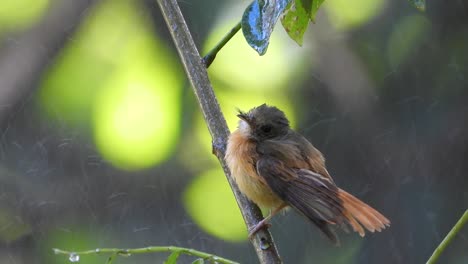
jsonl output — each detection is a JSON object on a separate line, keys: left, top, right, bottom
{"left": 248, "top": 219, "right": 272, "bottom": 239}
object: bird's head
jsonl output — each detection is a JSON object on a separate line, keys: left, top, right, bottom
{"left": 236, "top": 104, "right": 290, "bottom": 141}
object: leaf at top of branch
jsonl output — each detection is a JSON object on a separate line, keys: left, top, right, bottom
{"left": 280, "top": 0, "right": 309, "bottom": 45}
{"left": 408, "top": 0, "right": 425, "bottom": 11}
{"left": 242, "top": 0, "right": 292, "bottom": 55}
{"left": 241, "top": 0, "right": 424, "bottom": 56}
{"left": 309, "top": 0, "right": 326, "bottom": 22}
{"left": 280, "top": 0, "right": 325, "bottom": 46}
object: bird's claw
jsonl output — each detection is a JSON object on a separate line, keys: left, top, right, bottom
{"left": 248, "top": 221, "right": 272, "bottom": 239}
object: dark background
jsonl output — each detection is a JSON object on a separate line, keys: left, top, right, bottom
{"left": 0, "top": 0, "right": 467, "bottom": 263}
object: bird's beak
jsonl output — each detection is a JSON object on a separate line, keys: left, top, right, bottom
{"left": 237, "top": 111, "right": 251, "bottom": 124}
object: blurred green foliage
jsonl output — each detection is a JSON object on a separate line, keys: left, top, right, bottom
{"left": 184, "top": 169, "right": 247, "bottom": 242}
{"left": 301, "top": 236, "right": 363, "bottom": 263}
{"left": 205, "top": 20, "right": 310, "bottom": 91}
{"left": 92, "top": 35, "right": 181, "bottom": 170}
{"left": 0, "top": 207, "right": 31, "bottom": 243}
{"left": 0, "top": 0, "right": 49, "bottom": 33}
{"left": 387, "top": 14, "right": 431, "bottom": 69}
{"left": 38, "top": 0, "right": 182, "bottom": 170}
{"left": 408, "top": 0, "right": 426, "bottom": 11}
{"left": 324, "top": 0, "right": 386, "bottom": 30}
{"left": 42, "top": 228, "right": 105, "bottom": 264}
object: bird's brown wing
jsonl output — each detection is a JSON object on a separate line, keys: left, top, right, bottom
{"left": 257, "top": 131, "right": 333, "bottom": 180}
{"left": 256, "top": 155, "right": 346, "bottom": 244}
{"left": 289, "top": 131, "right": 333, "bottom": 180}
{"left": 256, "top": 136, "right": 390, "bottom": 242}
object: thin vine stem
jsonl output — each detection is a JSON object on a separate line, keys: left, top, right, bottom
{"left": 202, "top": 21, "right": 241, "bottom": 68}
{"left": 52, "top": 246, "right": 239, "bottom": 264}
{"left": 426, "top": 209, "right": 468, "bottom": 264}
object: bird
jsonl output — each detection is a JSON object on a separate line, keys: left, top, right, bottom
{"left": 225, "top": 104, "right": 390, "bottom": 244}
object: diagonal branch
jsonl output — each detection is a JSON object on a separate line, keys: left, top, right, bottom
{"left": 202, "top": 21, "right": 241, "bottom": 68}
{"left": 155, "top": 0, "right": 282, "bottom": 263}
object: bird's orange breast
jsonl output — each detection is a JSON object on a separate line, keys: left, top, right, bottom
{"left": 225, "top": 130, "right": 283, "bottom": 209}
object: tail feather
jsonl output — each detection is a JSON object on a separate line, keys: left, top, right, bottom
{"left": 342, "top": 194, "right": 379, "bottom": 232}
{"left": 338, "top": 189, "right": 390, "bottom": 236}
{"left": 342, "top": 189, "right": 390, "bottom": 227}
{"left": 343, "top": 210, "right": 365, "bottom": 236}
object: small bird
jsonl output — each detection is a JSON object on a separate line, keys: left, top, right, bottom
{"left": 225, "top": 104, "right": 390, "bottom": 244}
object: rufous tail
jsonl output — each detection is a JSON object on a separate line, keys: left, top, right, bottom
{"left": 338, "top": 189, "right": 390, "bottom": 237}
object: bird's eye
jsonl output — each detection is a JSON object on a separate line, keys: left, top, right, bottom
{"left": 261, "top": 125, "right": 272, "bottom": 133}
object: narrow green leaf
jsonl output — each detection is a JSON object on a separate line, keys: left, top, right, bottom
{"left": 106, "top": 254, "right": 117, "bottom": 264}
{"left": 281, "top": 0, "right": 310, "bottom": 45}
{"left": 408, "top": 0, "right": 425, "bottom": 11}
{"left": 164, "top": 251, "right": 181, "bottom": 264}
{"left": 241, "top": 0, "right": 292, "bottom": 55}
{"left": 192, "top": 258, "right": 205, "bottom": 264}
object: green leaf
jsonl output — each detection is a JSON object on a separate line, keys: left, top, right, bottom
{"left": 408, "top": 0, "right": 425, "bottom": 11}
{"left": 281, "top": 0, "right": 309, "bottom": 45}
{"left": 296, "top": 0, "right": 325, "bottom": 22}
{"left": 241, "top": 0, "right": 292, "bottom": 55}
{"left": 192, "top": 258, "right": 205, "bottom": 264}
{"left": 309, "top": 0, "right": 326, "bottom": 22}
{"left": 106, "top": 254, "right": 117, "bottom": 264}
{"left": 164, "top": 251, "right": 181, "bottom": 264}
{"left": 280, "top": 0, "right": 326, "bottom": 45}
{"left": 299, "top": 0, "right": 312, "bottom": 13}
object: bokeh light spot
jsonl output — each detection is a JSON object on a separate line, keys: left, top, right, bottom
{"left": 0, "top": 0, "right": 49, "bottom": 32}
{"left": 387, "top": 14, "right": 430, "bottom": 69}
{"left": 39, "top": 0, "right": 155, "bottom": 125}
{"left": 93, "top": 49, "right": 181, "bottom": 170}
{"left": 38, "top": 0, "right": 182, "bottom": 170}
{"left": 184, "top": 169, "right": 247, "bottom": 242}
{"left": 204, "top": 18, "right": 312, "bottom": 91}
{"left": 324, "top": 0, "right": 386, "bottom": 30}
